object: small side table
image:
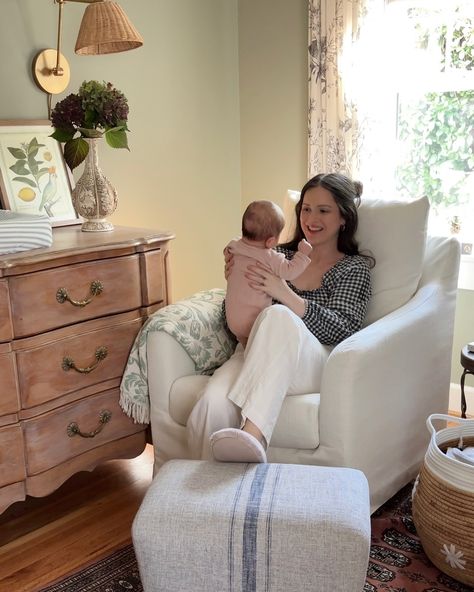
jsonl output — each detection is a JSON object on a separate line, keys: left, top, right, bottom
{"left": 460, "top": 345, "right": 474, "bottom": 418}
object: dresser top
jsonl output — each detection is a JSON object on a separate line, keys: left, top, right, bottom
{"left": 0, "top": 225, "right": 175, "bottom": 275}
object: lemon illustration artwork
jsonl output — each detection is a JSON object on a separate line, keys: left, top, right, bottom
{"left": 43, "top": 151, "right": 53, "bottom": 162}
{"left": 18, "top": 187, "right": 36, "bottom": 202}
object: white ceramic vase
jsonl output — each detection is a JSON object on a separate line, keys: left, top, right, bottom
{"left": 72, "top": 138, "right": 118, "bottom": 232}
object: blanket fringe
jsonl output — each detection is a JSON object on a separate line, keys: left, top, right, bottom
{"left": 119, "top": 393, "right": 150, "bottom": 425}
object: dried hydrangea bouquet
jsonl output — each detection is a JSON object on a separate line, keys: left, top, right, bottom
{"left": 50, "top": 80, "right": 129, "bottom": 231}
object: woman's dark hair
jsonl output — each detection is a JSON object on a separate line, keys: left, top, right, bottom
{"left": 280, "top": 173, "right": 375, "bottom": 267}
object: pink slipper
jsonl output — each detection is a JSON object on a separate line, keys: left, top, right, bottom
{"left": 210, "top": 428, "right": 267, "bottom": 463}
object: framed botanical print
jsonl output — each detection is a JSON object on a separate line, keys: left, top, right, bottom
{"left": 0, "top": 120, "right": 79, "bottom": 226}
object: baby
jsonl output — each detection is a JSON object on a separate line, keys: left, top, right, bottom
{"left": 225, "top": 200, "right": 312, "bottom": 346}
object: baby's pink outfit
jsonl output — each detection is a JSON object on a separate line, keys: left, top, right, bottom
{"left": 225, "top": 239, "right": 311, "bottom": 344}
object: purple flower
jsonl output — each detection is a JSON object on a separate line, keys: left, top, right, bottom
{"left": 50, "top": 93, "right": 85, "bottom": 131}
{"left": 50, "top": 81, "right": 130, "bottom": 170}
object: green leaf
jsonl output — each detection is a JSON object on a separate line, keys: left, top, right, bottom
{"left": 29, "top": 161, "right": 39, "bottom": 175}
{"left": 27, "top": 138, "right": 45, "bottom": 155}
{"left": 63, "top": 137, "right": 89, "bottom": 170}
{"left": 28, "top": 153, "right": 40, "bottom": 175}
{"left": 106, "top": 125, "right": 126, "bottom": 133}
{"left": 78, "top": 127, "right": 103, "bottom": 139}
{"left": 84, "top": 109, "right": 96, "bottom": 128}
{"left": 28, "top": 146, "right": 40, "bottom": 159}
{"left": 9, "top": 160, "right": 30, "bottom": 175}
{"left": 115, "top": 121, "right": 129, "bottom": 132}
{"left": 105, "top": 128, "right": 129, "bottom": 150}
{"left": 7, "top": 147, "right": 26, "bottom": 159}
{"left": 50, "top": 128, "right": 75, "bottom": 143}
{"left": 11, "top": 176, "right": 37, "bottom": 188}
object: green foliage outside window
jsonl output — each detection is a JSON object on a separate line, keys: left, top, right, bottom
{"left": 396, "top": 90, "right": 474, "bottom": 208}
{"left": 395, "top": 11, "right": 474, "bottom": 211}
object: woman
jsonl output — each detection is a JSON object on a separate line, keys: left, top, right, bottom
{"left": 187, "top": 172, "right": 374, "bottom": 463}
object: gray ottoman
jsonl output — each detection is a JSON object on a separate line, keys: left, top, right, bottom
{"left": 132, "top": 460, "right": 370, "bottom": 592}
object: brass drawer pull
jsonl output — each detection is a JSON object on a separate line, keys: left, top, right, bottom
{"left": 67, "top": 410, "right": 112, "bottom": 438}
{"left": 62, "top": 346, "right": 108, "bottom": 373}
{"left": 56, "top": 280, "right": 103, "bottom": 307}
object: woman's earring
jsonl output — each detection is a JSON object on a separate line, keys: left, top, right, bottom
{"left": 340, "top": 224, "right": 346, "bottom": 232}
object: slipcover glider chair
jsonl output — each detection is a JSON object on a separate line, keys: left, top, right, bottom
{"left": 120, "top": 196, "right": 460, "bottom": 511}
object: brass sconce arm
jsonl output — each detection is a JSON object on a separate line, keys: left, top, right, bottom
{"left": 33, "top": 0, "right": 143, "bottom": 96}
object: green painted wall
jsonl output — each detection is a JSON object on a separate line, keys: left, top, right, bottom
{"left": 238, "top": 0, "right": 308, "bottom": 210}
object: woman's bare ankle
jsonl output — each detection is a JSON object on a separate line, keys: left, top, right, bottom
{"left": 242, "top": 420, "right": 266, "bottom": 449}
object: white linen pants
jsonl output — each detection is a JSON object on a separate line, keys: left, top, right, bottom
{"left": 186, "top": 304, "right": 330, "bottom": 459}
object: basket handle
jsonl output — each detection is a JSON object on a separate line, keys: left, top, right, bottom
{"left": 426, "top": 413, "right": 473, "bottom": 436}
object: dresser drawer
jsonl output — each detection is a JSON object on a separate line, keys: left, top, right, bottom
{"left": 17, "top": 316, "right": 143, "bottom": 409}
{"left": 0, "top": 280, "right": 13, "bottom": 342}
{"left": 0, "top": 425, "right": 25, "bottom": 486}
{"left": 9, "top": 255, "right": 143, "bottom": 338}
{"left": 0, "top": 351, "right": 19, "bottom": 415}
{"left": 23, "top": 388, "right": 145, "bottom": 475}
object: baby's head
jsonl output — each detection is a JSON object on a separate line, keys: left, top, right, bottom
{"left": 242, "top": 200, "right": 285, "bottom": 247}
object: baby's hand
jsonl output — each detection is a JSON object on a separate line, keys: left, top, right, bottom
{"left": 298, "top": 239, "right": 312, "bottom": 256}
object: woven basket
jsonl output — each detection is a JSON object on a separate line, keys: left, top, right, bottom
{"left": 412, "top": 413, "right": 474, "bottom": 586}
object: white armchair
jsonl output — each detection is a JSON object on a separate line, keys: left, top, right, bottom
{"left": 121, "top": 196, "right": 460, "bottom": 511}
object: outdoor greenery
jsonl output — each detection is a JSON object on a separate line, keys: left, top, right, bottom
{"left": 395, "top": 9, "right": 474, "bottom": 211}
{"left": 396, "top": 90, "right": 474, "bottom": 208}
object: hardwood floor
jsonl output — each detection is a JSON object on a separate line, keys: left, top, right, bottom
{"left": 0, "top": 444, "right": 154, "bottom": 592}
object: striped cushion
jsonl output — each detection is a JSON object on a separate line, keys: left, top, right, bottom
{"left": 132, "top": 460, "right": 371, "bottom": 592}
{"left": 0, "top": 210, "right": 52, "bottom": 255}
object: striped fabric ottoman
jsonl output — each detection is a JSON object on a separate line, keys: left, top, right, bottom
{"left": 132, "top": 460, "right": 370, "bottom": 592}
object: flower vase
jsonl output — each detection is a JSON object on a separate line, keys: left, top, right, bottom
{"left": 72, "top": 138, "right": 118, "bottom": 232}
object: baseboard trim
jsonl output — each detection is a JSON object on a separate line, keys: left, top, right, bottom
{"left": 448, "top": 382, "right": 474, "bottom": 418}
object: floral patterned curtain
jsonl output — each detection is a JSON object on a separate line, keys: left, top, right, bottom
{"left": 308, "top": 0, "right": 368, "bottom": 177}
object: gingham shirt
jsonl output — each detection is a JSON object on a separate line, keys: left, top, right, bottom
{"left": 277, "top": 247, "right": 372, "bottom": 345}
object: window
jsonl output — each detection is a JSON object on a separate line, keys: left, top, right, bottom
{"left": 356, "top": 0, "right": 474, "bottom": 257}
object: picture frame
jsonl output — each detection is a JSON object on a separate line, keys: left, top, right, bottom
{"left": 0, "top": 119, "right": 79, "bottom": 227}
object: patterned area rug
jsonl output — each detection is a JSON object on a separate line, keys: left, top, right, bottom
{"left": 39, "top": 483, "right": 473, "bottom": 592}
{"left": 38, "top": 546, "right": 143, "bottom": 592}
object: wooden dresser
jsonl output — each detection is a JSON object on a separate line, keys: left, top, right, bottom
{"left": 0, "top": 225, "right": 174, "bottom": 514}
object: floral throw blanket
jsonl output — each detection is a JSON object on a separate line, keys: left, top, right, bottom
{"left": 119, "top": 288, "right": 236, "bottom": 424}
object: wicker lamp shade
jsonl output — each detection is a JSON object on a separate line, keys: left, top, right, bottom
{"left": 75, "top": 1, "right": 143, "bottom": 56}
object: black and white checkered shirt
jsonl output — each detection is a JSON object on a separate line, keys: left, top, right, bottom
{"left": 276, "top": 247, "right": 372, "bottom": 345}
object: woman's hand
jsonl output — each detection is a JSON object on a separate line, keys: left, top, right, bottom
{"left": 223, "top": 247, "right": 234, "bottom": 280}
{"left": 224, "top": 247, "right": 234, "bottom": 280}
{"left": 245, "top": 262, "right": 306, "bottom": 317}
{"left": 245, "top": 263, "right": 292, "bottom": 301}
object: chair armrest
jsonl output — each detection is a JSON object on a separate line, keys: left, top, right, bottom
{"left": 147, "top": 288, "right": 235, "bottom": 374}
{"left": 120, "top": 288, "right": 236, "bottom": 423}
{"left": 319, "top": 282, "right": 456, "bottom": 466}
{"left": 146, "top": 288, "right": 237, "bottom": 415}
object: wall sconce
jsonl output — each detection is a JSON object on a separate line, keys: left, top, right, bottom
{"left": 32, "top": 0, "right": 143, "bottom": 96}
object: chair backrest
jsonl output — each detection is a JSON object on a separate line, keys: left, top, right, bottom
{"left": 281, "top": 191, "right": 430, "bottom": 326}
{"left": 420, "top": 234, "right": 460, "bottom": 290}
{"left": 357, "top": 196, "right": 429, "bottom": 325}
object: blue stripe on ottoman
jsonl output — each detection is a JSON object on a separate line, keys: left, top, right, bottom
{"left": 242, "top": 464, "right": 270, "bottom": 591}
